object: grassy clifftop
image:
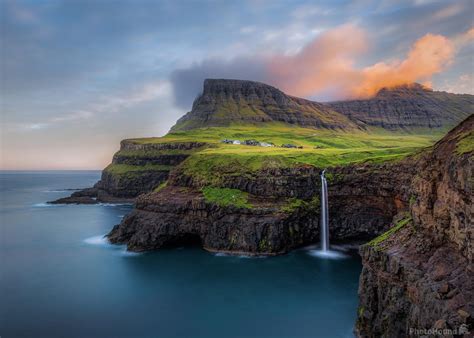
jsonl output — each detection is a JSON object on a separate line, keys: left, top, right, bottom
{"left": 119, "top": 123, "right": 442, "bottom": 186}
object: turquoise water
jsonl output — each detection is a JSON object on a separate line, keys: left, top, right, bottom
{"left": 0, "top": 171, "right": 361, "bottom": 338}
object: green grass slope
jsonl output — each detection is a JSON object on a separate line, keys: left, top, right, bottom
{"left": 123, "top": 123, "right": 442, "bottom": 185}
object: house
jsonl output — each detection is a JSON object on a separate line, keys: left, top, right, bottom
{"left": 243, "top": 139, "right": 260, "bottom": 146}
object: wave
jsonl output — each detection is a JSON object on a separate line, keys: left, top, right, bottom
{"left": 32, "top": 203, "right": 60, "bottom": 208}
{"left": 84, "top": 234, "right": 141, "bottom": 257}
{"left": 214, "top": 252, "right": 229, "bottom": 257}
{"left": 83, "top": 234, "right": 111, "bottom": 246}
{"left": 98, "top": 203, "right": 133, "bottom": 207}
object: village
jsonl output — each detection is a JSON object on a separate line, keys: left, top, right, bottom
{"left": 221, "top": 139, "right": 323, "bottom": 149}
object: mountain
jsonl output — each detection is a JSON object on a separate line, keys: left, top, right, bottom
{"left": 171, "top": 79, "right": 474, "bottom": 132}
{"left": 171, "top": 79, "right": 360, "bottom": 131}
{"left": 172, "top": 80, "right": 473, "bottom": 132}
{"left": 328, "top": 83, "right": 473, "bottom": 130}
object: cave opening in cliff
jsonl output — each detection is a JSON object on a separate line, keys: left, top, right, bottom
{"left": 162, "top": 233, "right": 203, "bottom": 248}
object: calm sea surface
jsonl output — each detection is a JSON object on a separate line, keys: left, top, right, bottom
{"left": 0, "top": 171, "right": 361, "bottom": 338}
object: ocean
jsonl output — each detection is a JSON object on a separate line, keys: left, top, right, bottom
{"left": 0, "top": 171, "right": 361, "bottom": 338}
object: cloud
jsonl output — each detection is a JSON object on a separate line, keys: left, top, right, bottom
{"left": 452, "top": 27, "right": 474, "bottom": 48}
{"left": 291, "top": 4, "right": 333, "bottom": 19}
{"left": 439, "top": 74, "right": 474, "bottom": 94}
{"left": 89, "top": 81, "right": 173, "bottom": 115}
{"left": 2, "top": 0, "right": 472, "bottom": 170}
{"left": 271, "top": 28, "right": 461, "bottom": 99}
{"left": 169, "top": 24, "right": 367, "bottom": 104}
{"left": 432, "top": 3, "right": 464, "bottom": 20}
{"left": 268, "top": 24, "right": 367, "bottom": 98}
{"left": 9, "top": 111, "right": 93, "bottom": 132}
{"left": 10, "top": 81, "right": 173, "bottom": 132}
{"left": 2, "top": 79, "right": 182, "bottom": 169}
{"left": 171, "top": 23, "right": 472, "bottom": 103}
{"left": 354, "top": 33, "right": 455, "bottom": 97}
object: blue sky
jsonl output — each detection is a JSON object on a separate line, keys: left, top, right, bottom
{"left": 1, "top": 0, "right": 473, "bottom": 169}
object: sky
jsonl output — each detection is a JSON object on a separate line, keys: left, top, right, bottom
{"left": 1, "top": 0, "right": 473, "bottom": 169}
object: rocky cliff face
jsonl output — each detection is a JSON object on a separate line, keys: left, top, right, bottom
{"left": 356, "top": 115, "right": 473, "bottom": 337}
{"left": 50, "top": 140, "right": 208, "bottom": 204}
{"left": 108, "top": 185, "right": 319, "bottom": 254}
{"left": 328, "top": 84, "right": 473, "bottom": 130}
{"left": 328, "top": 162, "right": 415, "bottom": 240}
{"left": 171, "top": 79, "right": 359, "bottom": 131}
{"left": 107, "top": 158, "right": 415, "bottom": 254}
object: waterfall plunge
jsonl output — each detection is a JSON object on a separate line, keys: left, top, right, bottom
{"left": 320, "top": 170, "right": 329, "bottom": 251}
{"left": 308, "top": 170, "right": 348, "bottom": 259}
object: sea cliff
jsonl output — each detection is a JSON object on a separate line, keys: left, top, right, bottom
{"left": 356, "top": 115, "right": 473, "bottom": 337}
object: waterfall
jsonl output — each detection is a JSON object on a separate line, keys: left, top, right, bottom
{"left": 308, "top": 170, "right": 347, "bottom": 259}
{"left": 320, "top": 170, "right": 329, "bottom": 251}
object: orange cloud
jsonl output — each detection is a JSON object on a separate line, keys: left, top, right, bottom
{"left": 268, "top": 25, "right": 466, "bottom": 99}
{"left": 268, "top": 24, "right": 366, "bottom": 97}
{"left": 354, "top": 34, "right": 455, "bottom": 97}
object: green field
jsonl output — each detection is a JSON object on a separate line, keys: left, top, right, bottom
{"left": 129, "top": 123, "right": 442, "bottom": 148}
{"left": 120, "top": 123, "right": 444, "bottom": 184}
